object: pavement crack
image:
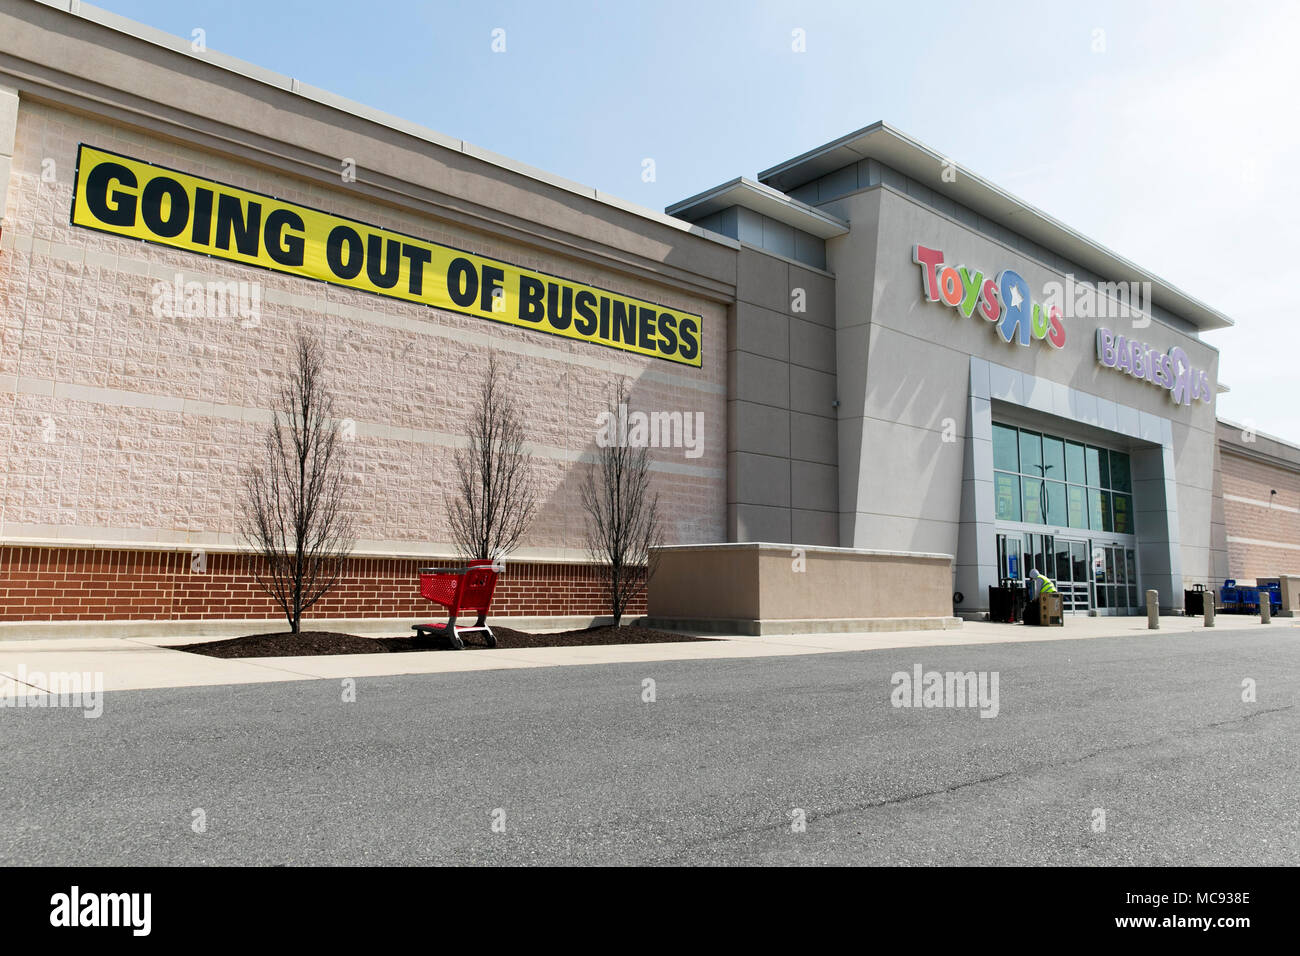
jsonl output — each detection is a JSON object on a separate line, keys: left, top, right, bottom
{"left": 661, "top": 703, "right": 1297, "bottom": 862}
{"left": 1204, "top": 703, "right": 1294, "bottom": 729}
{"left": 0, "top": 670, "right": 49, "bottom": 694}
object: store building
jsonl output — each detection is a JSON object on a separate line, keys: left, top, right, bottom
{"left": 1, "top": 0, "right": 1288, "bottom": 635}
{"left": 669, "top": 134, "right": 1228, "bottom": 619}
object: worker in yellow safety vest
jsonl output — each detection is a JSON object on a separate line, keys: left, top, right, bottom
{"left": 1024, "top": 569, "right": 1059, "bottom": 625}
{"left": 1028, "top": 568, "right": 1058, "bottom": 601}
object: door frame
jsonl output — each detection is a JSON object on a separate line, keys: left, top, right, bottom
{"left": 994, "top": 522, "right": 1142, "bottom": 616}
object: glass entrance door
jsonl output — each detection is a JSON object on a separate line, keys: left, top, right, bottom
{"left": 1092, "top": 543, "right": 1140, "bottom": 614}
{"left": 994, "top": 531, "right": 1135, "bottom": 616}
{"left": 1053, "top": 539, "right": 1090, "bottom": 613}
{"left": 1015, "top": 533, "right": 1087, "bottom": 613}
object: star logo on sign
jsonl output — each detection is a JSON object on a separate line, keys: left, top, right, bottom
{"left": 1007, "top": 284, "right": 1024, "bottom": 309}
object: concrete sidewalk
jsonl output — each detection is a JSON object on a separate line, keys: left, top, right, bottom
{"left": 0, "top": 615, "right": 1291, "bottom": 697}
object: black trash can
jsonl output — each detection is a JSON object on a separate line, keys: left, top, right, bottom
{"left": 989, "top": 585, "right": 1028, "bottom": 623}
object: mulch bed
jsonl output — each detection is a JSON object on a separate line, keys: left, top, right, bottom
{"left": 168, "top": 625, "right": 711, "bottom": 659}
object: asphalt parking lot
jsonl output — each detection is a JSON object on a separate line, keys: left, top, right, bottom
{"left": 2, "top": 626, "right": 1296, "bottom": 865}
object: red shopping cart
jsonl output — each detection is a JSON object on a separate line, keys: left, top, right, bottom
{"left": 412, "top": 562, "right": 500, "bottom": 649}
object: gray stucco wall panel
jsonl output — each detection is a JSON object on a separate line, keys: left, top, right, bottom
{"left": 791, "top": 460, "right": 838, "bottom": 512}
{"left": 738, "top": 246, "right": 790, "bottom": 312}
{"left": 790, "top": 509, "right": 838, "bottom": 546}
{"left": 790, "top": 317, "right": 836, "bottom": 373}
{"left": 728, "top": 400, "right": 790, "bottom": 458}
{"left": 863, "top": 324, "right": 971, "bottom": 434}
{"left": 788, "top": 266, "right": 836, "bottom": 327}
{"left": 845, "top": 512, "right": 960, "bottom": 557}
{"left": 848, "top": 418, "right": 964, "bottom": 525}
{"left": 790, "top": 412, "right": 838, "bottom": 465}
{"left": 730, "top": 451, "right": 791, "bottom": 509}
{"left": 728, "top": 350, "right": 790, "bottom": 409}
{"left": 790, "top": 365, "right": 837, "bottom": 418}
{"left": 730, "top": 244, "right": 840, "bottom": 546}
{"left": 730, "top": 503, "right": 792, "bottom": 543}
{"left": 833, "top": 324, "right": 871, "bottom": 419}
{"left": 732, "top": 303, "right": 791, "bottom": 362}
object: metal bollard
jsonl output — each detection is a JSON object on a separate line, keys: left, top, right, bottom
{"left": 1261, "top": 598, "right": 1271, "bottom": 624}
{"left": 1204, "top": 598, "right": 1215, "bottom": 627}
{"left": 1146, "top": 590, "right": 1159, "bottom": 629}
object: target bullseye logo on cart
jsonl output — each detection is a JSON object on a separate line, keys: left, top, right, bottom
{"left": 913, "top": 243, "right": 1066, "bottom": 350}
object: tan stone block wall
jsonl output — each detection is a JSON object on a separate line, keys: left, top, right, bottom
{"left": 648, "top": 544, "right": 955, "bottom": 622}
{"left": 0, "top": 101, "right": 726, "bottom": 560}
{"left": 1220, "top": 449, "right": 1300, "bottom": 582}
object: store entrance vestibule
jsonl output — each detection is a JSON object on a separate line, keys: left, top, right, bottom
{"left": 996, "top": 531, "right": 1140, "bottom": 615}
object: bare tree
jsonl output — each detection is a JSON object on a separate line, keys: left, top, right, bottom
{"left": 239, "top": 331, "right": 356, "bottom": 633}
{"left": 581, "top": 382, "right": 664, "bottom": 627}
{"left": 446, "top": 352, "right": 537, "bottom": 562}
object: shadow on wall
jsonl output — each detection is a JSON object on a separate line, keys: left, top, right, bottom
{"left": 865, "top": 315, "right": 954, "bottom": 554}
{"left": 527, "top": 359, "right": 723, "bottom": 560}
{"left": 204, "top": 314, "right": 721, "bottom": 561}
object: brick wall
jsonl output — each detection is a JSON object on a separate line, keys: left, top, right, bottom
{"left": 0, "top": 546, "right": 643, "bottom": 623}
{"left": 1221, "top": 449, "right": 1300, "bottom": 582}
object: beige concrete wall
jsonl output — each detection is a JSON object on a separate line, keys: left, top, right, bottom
{"left": 0, "top": 99, "right": 728, "bottom": 561}
{"left": 0, "top": 83, "right": 15, "bottom": 224}
{"left": 647, "top": 545, "right": 764, "bottom": 621}
{"left": 648, "top": 543, "right": 954, "bottom": 621}
{"left": 1279, "top": 575, "right": 1300, "bottom": 617}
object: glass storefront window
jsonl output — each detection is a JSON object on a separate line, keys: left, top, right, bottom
{"left": 1042, "top": 436, "right": 1065, "bottom": 484}
{"left": 993, "top": 423, "right": 1019, "bottom": 472}
{"left": 993, "top": 423, "right": 1134, "bottom": 540}
{"left": 1045, "top": 480, "right": 1067, "bottom": 527}
{"left": 1022, "top": 477, "right": 1046, "bottom": 525}
{"left": 1084, "top": 446, "right": 1101, "bottom": 487}
{"left": 994, "top": 471, "right": 1021, "bottom": 521}
{"left": 1092, "top": 445, "right": 1111, "bottom": 488}
{"left": 1067, "top": 484, "right": 1086, "bottom": 529}
{"left": 1088, "top": 488, "right": 1113, "bottom": 532}
{"left": 1065, "top": 441, "right": 1086, "bottom": 485}
{"left": 1020, "top": 431, "right": 1043, "bottom": 477}
{"left": 1112, "top": 493, "right": 1133, "bottom": 535}
{"left": 1110, "top": 451, "right": 1132, "bottom": 493}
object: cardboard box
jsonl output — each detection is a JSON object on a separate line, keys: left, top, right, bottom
{"left": 1036, "top": 592, "right": 1063, "bottom": 627}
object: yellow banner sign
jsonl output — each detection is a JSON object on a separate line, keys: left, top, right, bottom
{"left": 70, "top": 145, "right": 702, "bottom": 366}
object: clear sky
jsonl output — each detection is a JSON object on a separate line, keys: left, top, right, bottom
{"left": 94, "top": 0, "right": 1300, "bottom": 443}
